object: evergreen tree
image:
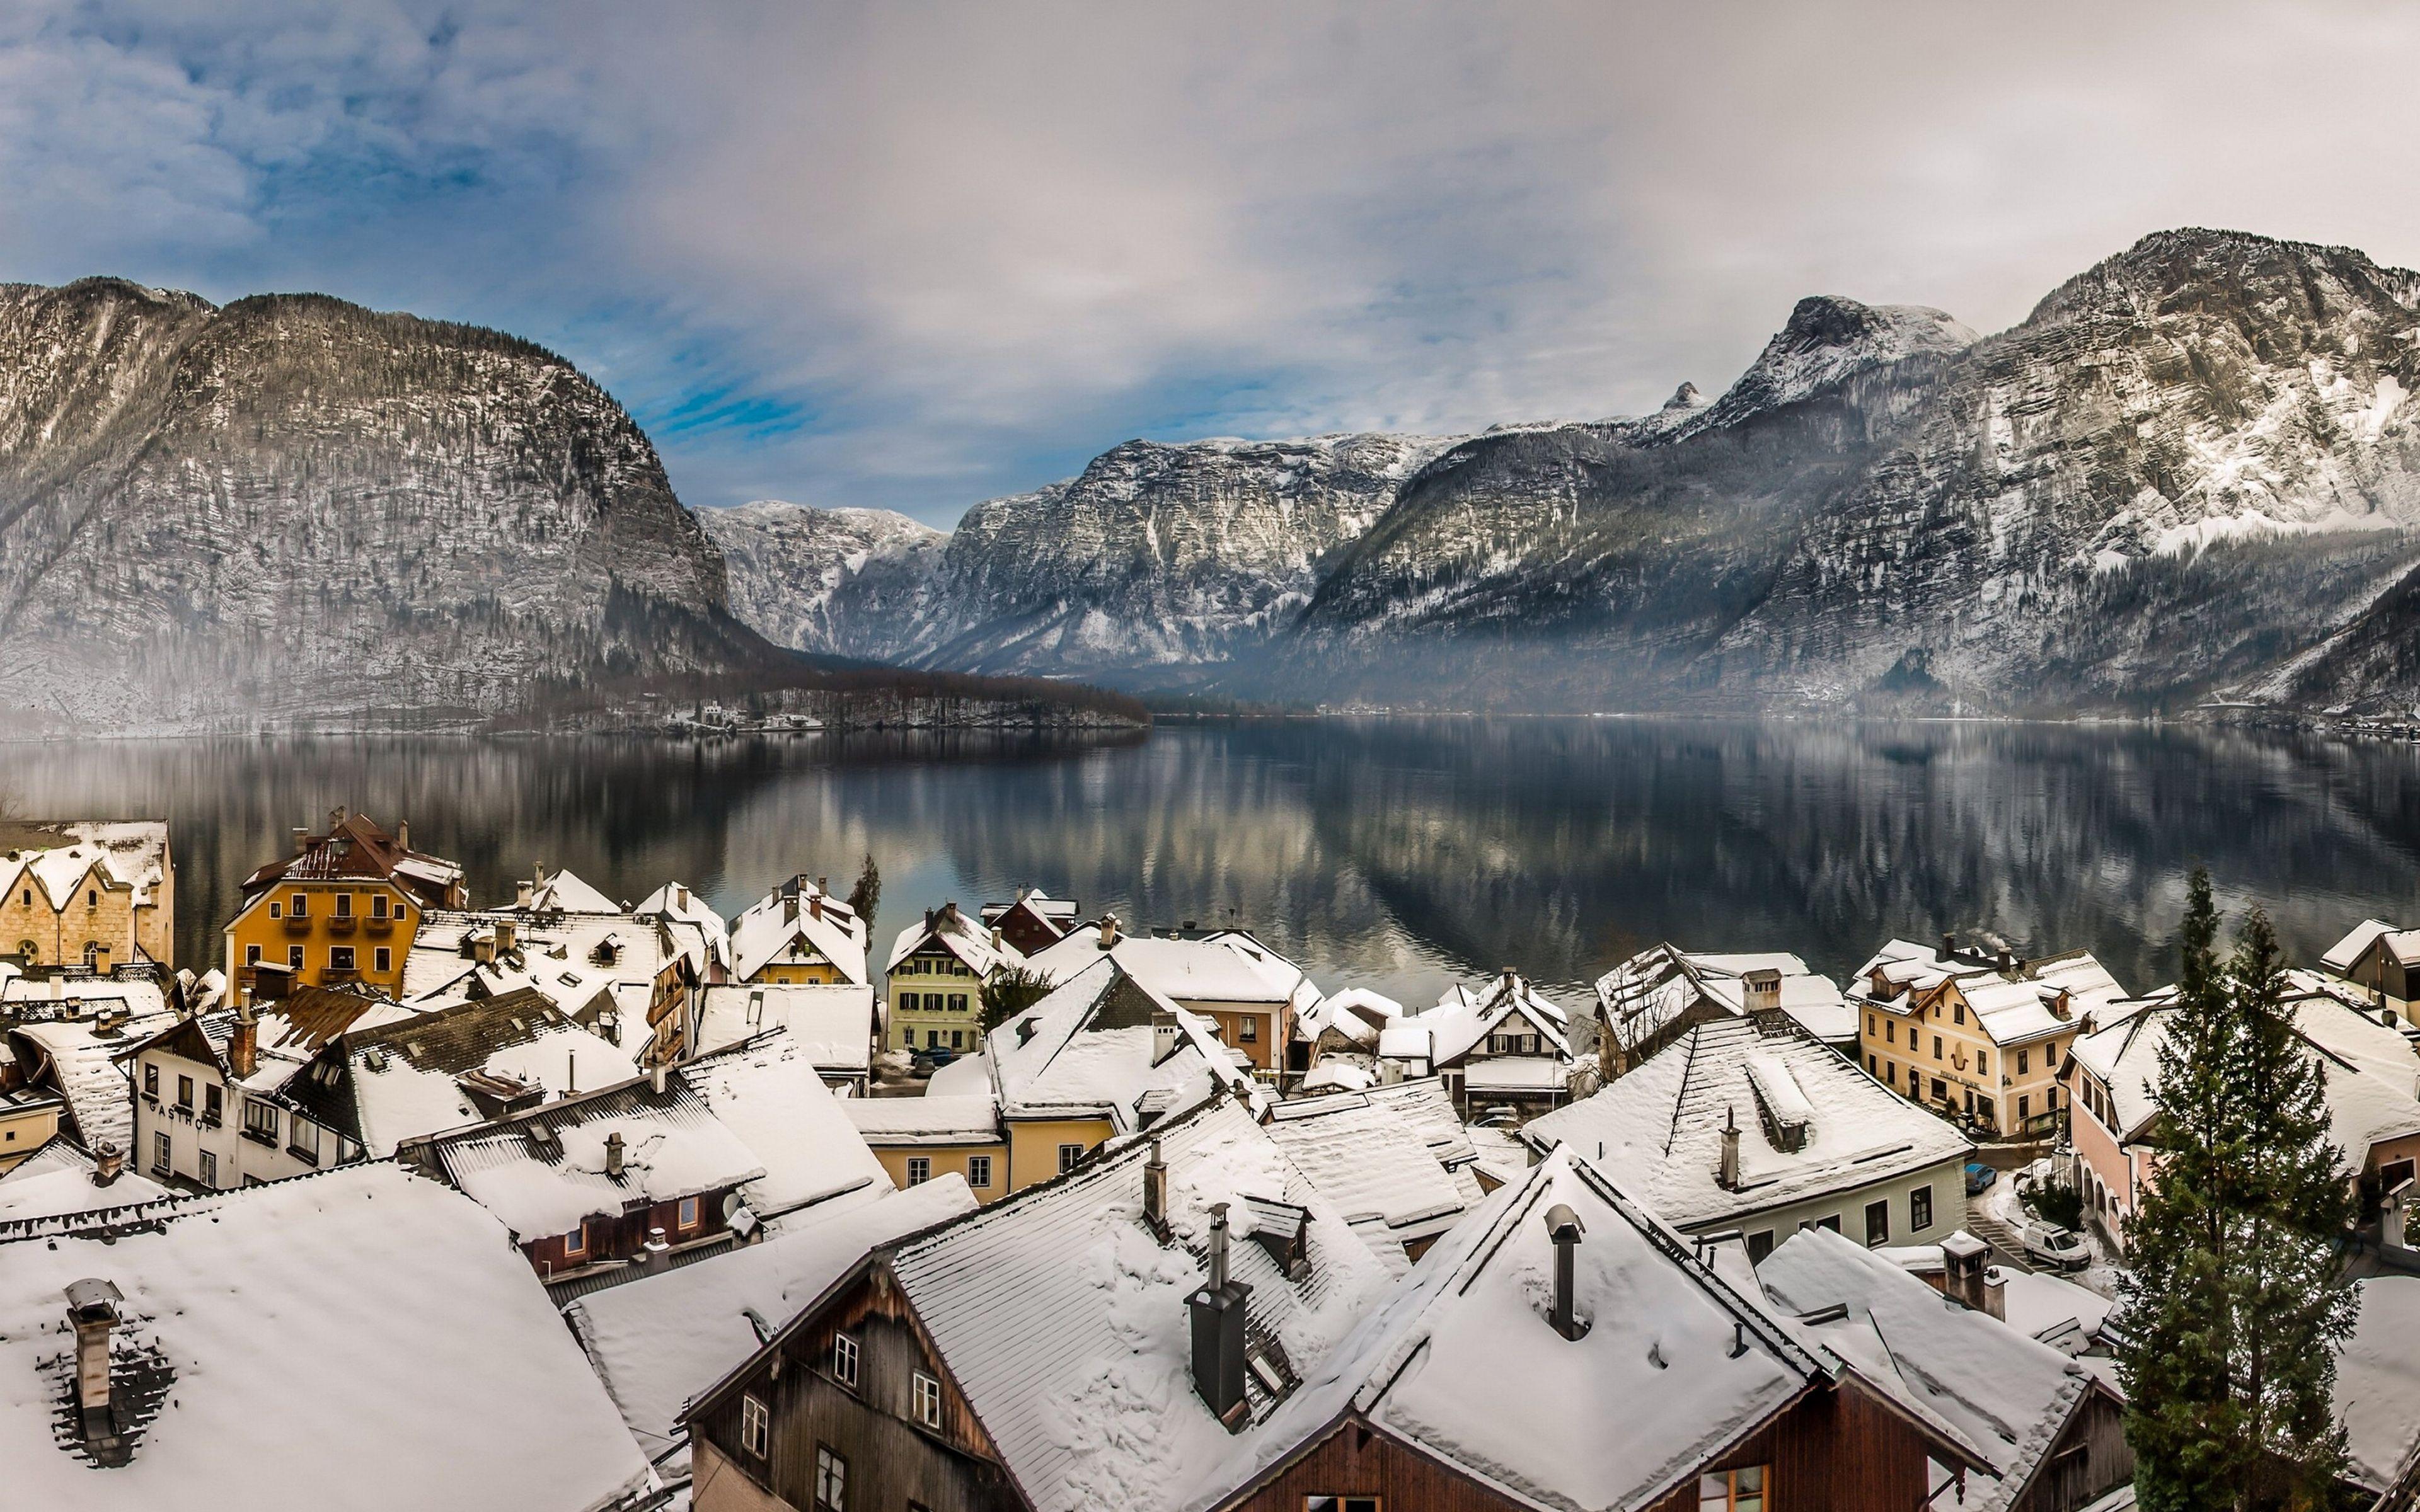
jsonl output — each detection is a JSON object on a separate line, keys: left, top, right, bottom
{"left": 846, "top": 853, "right": 880, "bottom": 932}
{"left": 979, "top": 966, "right": 1056, "bottom": 1034}
{"left": 2116, "top": 873, "right": 2356, "bottom": 1511}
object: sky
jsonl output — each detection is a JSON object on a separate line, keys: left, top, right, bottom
{"left": 6, "top": 1, "right": 2419, "bottom": 529}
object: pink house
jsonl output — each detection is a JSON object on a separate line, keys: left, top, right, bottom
{"left": 2063, "top": 971, "right": 2420, "bottom": 1251}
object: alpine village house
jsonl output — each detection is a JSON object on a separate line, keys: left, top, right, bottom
{"left": 222, "top": 810, "right": 466, "bottom": 1000}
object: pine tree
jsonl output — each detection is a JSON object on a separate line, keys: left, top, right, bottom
{"left": 2116, "top": 873, "right": 2357, "bottom": 1511}
{"left": 846, "top": 853, "right": 880, "bottom": 932}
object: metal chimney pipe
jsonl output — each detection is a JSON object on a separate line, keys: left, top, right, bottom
{"left": 1207, "top": 1201, "right": 1231, "bottom": 1291}
{"left": 1545, "top": 1203, "right": 1586, "bottom": 1339}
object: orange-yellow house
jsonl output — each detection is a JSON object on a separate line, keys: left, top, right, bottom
{"left": 223, "top": 809, "right": 466, "bottom": 999}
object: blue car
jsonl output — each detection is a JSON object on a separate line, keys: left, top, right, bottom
{"left": 1964, "top": 1162, "right": 1997, "bottom": 1195}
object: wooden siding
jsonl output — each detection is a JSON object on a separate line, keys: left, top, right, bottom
{"left": 2009, "top": 1390, "right": 2133, "bottom": 1512}
{"left": 524, "top": 1188, "right": 736, "bottom": 1277}
{"left": 692, "top": 1269, "right": 1017, "bottom": 1512}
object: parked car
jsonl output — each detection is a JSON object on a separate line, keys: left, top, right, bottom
{"left": 1964, "top": 1162, "right": 1998, "bottom": 1195}
{"left": 2020, "top": 1221, "right": 2090, "bottom": 1271}
{"left": 911, "top": 1046, "right": 959, "bottom": 1075}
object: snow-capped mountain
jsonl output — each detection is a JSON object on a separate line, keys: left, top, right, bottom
{"left": 720, "top": 228, "right": 2420, "bottom": 716}
{"left": 698, "top": 501, "right": 946, "bottom": 660}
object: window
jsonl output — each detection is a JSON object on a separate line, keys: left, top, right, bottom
{"left": 1816, "top": 1214, "right": 1840, "bottom": 1233}
{"left": 950, "top": 1029, "right": 964, "bottom": 1049}
{"left": 1933, "top": 1034, "right": 1944, "bottom": 1060}
{"left": 152, "top": 1131, "right": 171, "bottom": 1175}
{"left": 268, "top": 901, "right": 282, "bottom": 919}
{"left": 334, "top": 893, "right": 352, "bottom": 918}
{"left": 912, "top": 1372, "right": 943, "bottom": 1429}
{"left": 678, "top": 1196, "right": 701, "bottom": 1230}
{"left": 563, "top": 1223, "right": 589, "bottom": 1259}
{"left": 1698, "top": 1464, "right": 1766, "bottom": 1511}
{"left": 1885, "top": 1020, "right": 1894, "bottom": 1044}
{"left": 967, "top": 1154, "right": 992, "bottom": 1189}
{"left": 1932, "top": 1077, "right": 1947, "bottom": 1102}
{"left": 740, "top": 1394, "right": 770, "bottom": 1457}
{"left": 245, "top": 944, "right": 262, "bottom": 966}
{"left": 374, "top": 946, "right": 392, "bottom": 974}
{"left": 1953, "top": 1004, "right": 1965, "bottom": 1026}
{"left": 1059, "top": 1142, "right": 1086, "bottom": 1174}
{"left": 1866, "top": 1053, "right": 1876, "bottom": 1074}
{"left": 1240, "top": 1016, "right": 1259, "bottom": 1043}
{"left": 1865, "top": 1199, "right": 1889, "bottom": 1246}
{"left": 1911, "top": 1184, "right": 1934, "bottom": 1232}
{"left": 906, "top": 1155, "right": 931, "bottom": 1186}
{"left": 2017, "top": 1048, "right": 2029, "bottom": 1075}
{"left": 290, "top": 1118, "right": 321, "bottom": 1162}
{"left": 926, "top": 1029, "right": 942, "bottom": 1048}
{"left": 197, "top": 1149, "right": 217, "bottom": 1186}
{"left": 814, "top": 1443, "right": 846, "bottom": 1509}
{"left": 204, "top": 1084, "right": 222, "bottom": 1123}
{"left": 2017, "top": 1094, "right": 2031, "bottom": 1123}
{"left": 289, "top": 893, "right": 307, "bottom": 917}
{"left": 244, "top": 1099, "right": 278, "bottom": 1142}
{"left": 1977, "top": 1050, "right": 1988, "bottom": 1076}
{"left": 329, "top": 946, "right": 355, "bottom": 972}
{"left": 832, "top": 1332, "right": 860, "bottom": 1387}
{"left": 177, "top": 1074, "right": 194, "bottom": 1109}
{"left": 1305, "top": 1500, "right": 1381, "bottom": 1512}
{"left": 288, "top": 945, "right": 304, "bottom": 970}
{"left": 948, "top": 993, "right": 968, "bottom": 1012}
{"left": 372, "top": 893, "right": 389, "bottom": 919}
{"left": 143, "top": 1063, "right": 159, "bottom": 1097}
{"left": 86, "top": 888, "right": 98, "bottom": 908}
{"left": 1745, "top": 1230, "right": 1774, "bottom": 1264}
{"left": 1867, "top": 1012, "right": 1876, "bottom": 1036}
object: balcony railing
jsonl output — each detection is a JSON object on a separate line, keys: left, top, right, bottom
{"left": 282, "top": 915, "right": 313, "bottom": 936}
{"left": 326, "top": 915, "right": 357, "bottom": 936}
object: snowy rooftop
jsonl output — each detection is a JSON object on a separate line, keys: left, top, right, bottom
{"left": 1025, "top": 926, "right": 1315, "bottom": 1010}
{"left": 2338, "top": 1274, "right": 2420, "bottom": 1493}
{"left": 0, "top": 1164, "right": 654, "bottom": 1511}
{"left": 567, "top": 1177, "right": 976, "bottom": 1477}
{"left": 1757, "top": 1227, "right": 2099, "bottom": 1509}
{"left": 680, "top": 1031, "right": 891, "bottom": 1222}
{"left": 1296, "top": 986, "right": 1403, "bottom": 1049}
{"left": 1381, "top": 971, "right": 1572, "bottom": 1072}
{"left": 694, "top": 982, "right": 875, "bottom": 1070}
{"left": 881, "top": 1097, "right": 1390, "bottom": 1512}
{"left": 843, "top": 1092, "right": 1003, "bottom": 1145}
{"left": 886, "top": 900, "right": 1020, "bottom": 978}
{"left": 2, "top": 980, "right": 177, "bottom": 1151}
{"left": 1852, "top": 941, "right": 2128, "bottom": 1049}
{"left": 2323, "top": 917, "right": 2420, "bottom": 975}
{"left": 632, "top": 881, "right": 732, "bottom": 972}
{"left": 404, "top": 909, "right": 686, "bottom": 1000}
{"left": 510, "top": 866, "right": 624, "bottom": 914}
{"left": 0, "top": 1137, "right": 170, "bottom": 1224}
{"left": 988, "top": 958, "right": 1258, "bottom": 1128}
{"left": 1265, "top": 1086, "right": 1470, "bottom": 1244}
{"left": 735, "top": 883, "right": 869, "bottom": 983}
{"left": 1526, "top": 1015, "right": 1971, "bottom": 1230}
{"left": 1596, "top": 944, "right": 1855, "bottom": 1050}
{"left": 0, "top": 821, "right": 169, "bottom": 913}
{"left": 1192, "top": 1145, "right": 1828, "bottom": 1512}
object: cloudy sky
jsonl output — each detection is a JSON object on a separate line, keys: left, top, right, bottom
{"left": 4, "top": 2, "right": 2414, "bottom": 526}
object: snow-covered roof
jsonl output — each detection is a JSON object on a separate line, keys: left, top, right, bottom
{"left": 0, "top": 1164, "right": 654, "bottom": 1511}
{"left": 1296, "top": 986, "right": 1403, "bottom": 1048}
{"left": 567, "top": 1177, "right": 977, "bottom": 1476}
{"left": 1526, "top": 1015, "right": 1971, "bottom": 1230}
{"left": 1193, "top": 1145, "right": 1829, "bottom": 1512}
{"left": 2068, "top": 971, "right": 2420, "bottom": 1170}
{"left": 431, "top": 1080, "right": 769, "bottom": 1244}
{"left": 1381, "top": 972, "right": 1574, "bottom": 1075}
{"left": 2324, "top": 917, "right": 2420, "bottom": 975}
{"left": 632, "top": 881, "right": 732, "bottom": 972}
{"left": 2338, "top": 1274, "right": 2420, "bottom": 1493}
{"left": 1024, "top": 926, "right": 1315, "bottom": 1011}
{"left": 0, "top": 821, "right": 169, "bottom": 917}
{"left": 1596, "top": 944, "right": 1855, "bottom": 1050}
{"left": 1757, "top": 1227, "right": 2099, "bottom": 1509}
{"left": 1265, "top": 1087, "right": 1471, "bottom": 1245}
{"left": 1851, "top": 941, "right": 2128, "bottom": 1049}
{"left": 734, "top": 884, "right": 870, "bottom": 984}
{"left": 498, "top": 866, "right": 623, "bottom": 915}
{"left": 693, "top": 983, "right": 875, "bottom": 1071}
{"left": 881, "top": 1097, "right": 1391, "bottom": 1512}
{"left": 0, "top": 1137, "right": 170, "bottom": 1223}
{"left": 405, "top": 909, "right": 687, "bottom": 1000}
{"left": 1, "top": 979, "right": 176, "bottom": 1151}
{"left": 988, "top": 957, "right": 1260, "bottom": 1129}
{"left": 1994, "top": 1269, "right": 2114, "bottom": 1354}
{"left": 680, "top": 1031, "right": 891, "bottom": 1222}
{"left": 885, "top": 900, "right": 1017, "bottom": 978}
{"left": 843, "top": 1092, "right": 1002, "bottom": 1145}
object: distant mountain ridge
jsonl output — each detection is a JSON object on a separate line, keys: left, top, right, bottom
{"left": 717, "top": 228, "right": 2420, "bottom": 716}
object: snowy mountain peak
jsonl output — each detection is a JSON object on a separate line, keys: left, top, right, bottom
{"left": 1677, "top": 295, "right": 1976, "bottom": 438}
{"left": 1661, "top": 381, "right": 1705, "bottom": 410}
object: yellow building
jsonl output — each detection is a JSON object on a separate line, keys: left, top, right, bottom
{"left": 223, "top": 810, "right": 465, "bottom": 999}
{"left": 1852, "top": 937, "right": 2124, "bottom": 1140}
{"left": 0, "top": 1086, "right": 64, "bottom": 1174}
{"left": 885, "top": 901, "right": 1022, "bottom": 1055}
{"left": 729, "top": 876, "right": 867, "bottom": 987}
{"left": 842, "top": 1094, "right": 1009, "bottom": 1203}
{"left": 0, "top": 820, "right": 174, "bottom": 971}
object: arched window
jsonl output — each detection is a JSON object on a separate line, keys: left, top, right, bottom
{"left": 16, "top": 941, "right": 37, "bottom": 963}
{"left": 83, "top": 941, "right": 101, "bottom": 967}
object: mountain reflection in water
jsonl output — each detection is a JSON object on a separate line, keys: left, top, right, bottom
{"left": 9, "top": 719, "right": 2419, "bottom": 1009}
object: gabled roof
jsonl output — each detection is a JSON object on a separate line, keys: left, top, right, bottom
{"left": 1296, "top": 987, "right": 1403, "bottom": 1049}
{"left": 1, "top": 978, "right": 177, "bottom": 1151}
{"left": 567, "top": 1177, "right": 977, "bottom": 1477}
{"left": 734, "top": 882, "right": 870, "bottom": 983}
{"left": 885, "top": 899, "right": 1017, "bottom": 978}
{"left": 1027, "top": 927, "right": 1316, "bottom": 1012}
{"left": 875, "top": 1097, "right": 1391, "bottom": 1512}
{"left": 1851, "top": 940, "right": 2128, "bottom": 1049}
{"left": 1264, "top": 1086, "right": 1472, "bottom": 1244}
{"left": 843, "top": 1093, "right": 1004, "bottom": 1146}
{"left": 1758, "top": 1227, "right": 2101, "bottom": 1511}
{"left": 0, "top": 1164, "right": 655, "bottom": 1511}
{"left": 988, "top": 958, "right": 1259, "bottom": 1128}
{"left": 239, "top": 811, "right": 461, "bottom": 904}
{"left": 982, "top": 890, "right": 1081, "bottom": 937}
{"left": 1195, "top": 1146, "right": 1830, "bottom": 1512}
{"left": 633, "top": 881, "right": 732, "bottom": 973}
{"left": 0, "top": 821, "right": 168, "bottom": 915}
{"left": 0, "top": 1135, "right": 170, "bottom": 1223}
{"left": 1381, "top": 972, "right": 1572, "bottom": 1071}
{"left": 693, "top": 983, "right": 876, "bottom": 1072}
{"left": 1526, "top": 1014, "right": 1971, "bottom": 1230}
{"left": 1598, "top": 944, "right": 1856, "bottom": 1050}
{"left": 404, "top": 909, "right": 688, "bottom": 1000}
{"left": 679, "top": 1030, "right": 891, "bottom": 1222}
{"left": 507, "top": 867, "right": 623, "bottom": 914}
{"left": 2325, "top": 917, "right": 2420, "bottom": 976}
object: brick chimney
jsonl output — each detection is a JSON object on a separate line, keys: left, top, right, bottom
{"left": 395, "top": 819, "right": 410, "bottom": 850}
{"left": 785, "top": 894, "right": 799, "bottom": 924}
{"left": 1099, "top": 914, "right": 1120, "bottom": 951}
{"left": 229, "top": 995, "right": 258, "bottom": 1080}
{"left": 809, "top": 893, "right": 823, "bottom": 921}
{"left": 1188, "top": 1203, "right": 1253, "bottom": 1430}
{"left": 91, "top": 1141, "right": 125, "bottom": 1187}
{"left": 67, "top": 1278, "right": 124, "bottom": 1438}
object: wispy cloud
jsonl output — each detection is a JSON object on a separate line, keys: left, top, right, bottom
{"left": 7, "top": 1, "right": 2420, "bottom": 524}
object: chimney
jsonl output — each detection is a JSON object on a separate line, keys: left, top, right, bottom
{"left": 990, "top": 925, "right": 1003, "bottom": 949}
{"left": 810, "top": 893, "right": 823, "bottom": 921}
{"left": 1743, "top": 969, "right": 1782, "bottom": 1014}
{"left": 1981, "top": 1265, "right": 2007, "bottom": 1322}
{"left": 395, "top": 819, "right": 410, "bottom": 850}
{"left": 642, "top": 1227, "right": 672, "bottom": 1274}
{"left": 1940, "top": 932, "right": 1956, "bottom": 959}
{"left": 651, "top": 1062, "right": 668, "bottom": 1095}
{"left": 1189, "top": 1203, "right": 1253, "bottom": 1430}
{"left": 329, "top": 806, "right": 347, "bottom": 832}
{"left": 1545, "top": 1203, "right": 1587, "bottom": 1340}
{"left": 67, "top": 1279, "right": 124, "bottom": 1436}
{"left": 605, "top": 1131, "right": 626, "bottom": 1178}
{"left": 1143, "top": 1139, "right": 1169, "bottom": 1237}
{"left": 674, "top": 885, "right": 689, "bottom": 912}
{"left": 785, "top": 895, "right": 800, "bottom": 924}
{"left": 817, "top": 876, "right": 828, "bottom": 895}
{"left": 1942, "top": 1230, "right": 1990, "bottom": 1311}
{"left": 494, "top": 920, "right": 517, "bottom": 956}
{"left": 1719, "top": 1108, "right": 1741, "bottom": 1189}
{"left": 292, "top": 826, "right": 310, "bottom": 856}
{"left": 1997, "top": 948, "right": 2015, "bottom": 974}
{"left": 229, "top": 995, "right": 258, "bottom": 1080}
{"left": 941, "top": 901, "right": 959, "bottom": 927}
{"left": 92, "top": 1141, "right": 124, "bottom": 1187}
{"left": 473, "top": 933, "right": 497, "bottom": 966}
{"left": 1099, "top": 914, "right": 1120, "bottom": 951}
{"left": 516, "top": 878, "right": 535, "bottom": 908}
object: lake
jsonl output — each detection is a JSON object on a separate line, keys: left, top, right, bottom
{"left": 9, "top": 719, "right": 2420, "bottom": 1010}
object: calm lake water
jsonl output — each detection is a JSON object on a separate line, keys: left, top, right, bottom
{"left": 9, "top": 719, "right": 2420, "bottom": 1010}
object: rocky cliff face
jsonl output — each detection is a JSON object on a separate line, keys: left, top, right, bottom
{"left": 698, "top": 500, "right": 946, "bottom": 661}
{"left": 0, "top": 278, "right": 757, "bottom": 731}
